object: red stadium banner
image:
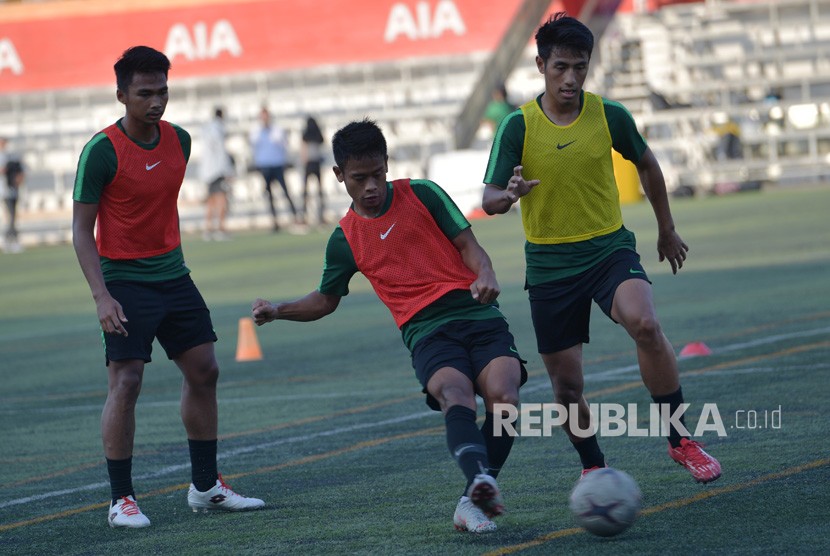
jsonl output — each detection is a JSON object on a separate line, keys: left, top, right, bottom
{"left": 0, "top": 0, "right": 534, "bottom": 93}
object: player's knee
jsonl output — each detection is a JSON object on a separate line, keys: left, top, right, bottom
{"left": 111, "top": 372, "right": 142, "bottom": 401}
{"left": 204, "top": 362, "right": 220, "bottom": 386}
{"left": 487, "top": 386, "right": 519, "bottom": 408}
{"left": 554, "top": 380, "right": 583, "bottom": 405}
{"left": 630, "top": 315, "right": 663, "bottom": 348}
{"left": 189, "top": 361, "right": 219, "bottom": 389}
{"left": 437, "top": 384, "right": 475, "bottom": 409}
{"left": 115, "top": 377, "right": 142, "bottom": 399}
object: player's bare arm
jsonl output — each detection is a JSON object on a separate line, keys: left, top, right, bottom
{"left": 636, "top": 148, "right": 689, "bottom": 274}
{"left": 72, "top": 201, "right": 128, "bottom": 336}
{"left": 452, "top": 228, "right": 500, "bottom": 304}
{"left": 482, "top": 165, "right": 540, "bottom": 215}
{"left": 252, "top": 291, "right": 341, "bottom": 325}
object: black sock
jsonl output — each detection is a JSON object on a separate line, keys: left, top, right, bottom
{"left": 188, "top": 438, "right": 218, "bottom": 492}
{"left": 106, "top": 457, "right": 134, "bottom": 504}
{"left": 652, "top": 387, "right": 686, "bottom": 448}
{"left": 444, "top": 405, "right": 489, "bottom": 494}
{"left": 573, "top": 434, "right": 605, "bottom": 469}
{"left": 480, "top": 411, "right": 515, "bottom": 479}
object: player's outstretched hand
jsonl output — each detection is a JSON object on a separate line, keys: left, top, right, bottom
{"left": 504, "top": 165, "right": 540, "bottom": 204}
{"left": 252, "top": 298, "right": 277, "bottom": 326}
{"left": 657, "top": 230, "right": 689, "bottom": 274}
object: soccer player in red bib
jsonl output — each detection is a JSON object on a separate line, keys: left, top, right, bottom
{"left": 482, "top": 14, "right": 721, "bottom": 484}
{"left": 252, "top": 119, "right": 526, "bottom": 533}
{"left": 73, "top": 46, "right": 264, "bottom": 528}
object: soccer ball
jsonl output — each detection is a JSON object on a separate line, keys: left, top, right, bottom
{"left": 569, "top": 467, "right": 642, "bottom": 537}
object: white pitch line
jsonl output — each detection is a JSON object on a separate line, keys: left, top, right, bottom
{"left": 0, "top": 410, "right": 435, "bottom": 510}
{"left": 584, "top": 325, "right": 830, "bottom": 381}
{"left": 2, "top": 325, "right": 827, "bottom": 512}
{"left": 711, "top": 326, "right": 830, "bottom": 354}
{"left": 0, "top": 389, "right": 412, "bottom": 415}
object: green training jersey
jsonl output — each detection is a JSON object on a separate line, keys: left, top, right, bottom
{"left": 73, "top": 120, "right": 192, "bottom": 282}
{"left": 319, "top": 179, "right": 506, "bottom": 351}
{"left": 483, "top": 92, "right": 646, "bottom": 285}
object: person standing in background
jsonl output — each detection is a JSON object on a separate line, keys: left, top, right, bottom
{"left": 481, "top": 83, "right": 516, "bottom": 132}
{"left": 199, "top": 107, "right": 234, "bottom": 241}
{"left": 1, "top": 137, "right": 25, "bottom": 254}
{"left": 249, "top": 106, "right": 300, "bottom": 231}
{"left": 300, "top": 115, "right": 326, "bottom": 225}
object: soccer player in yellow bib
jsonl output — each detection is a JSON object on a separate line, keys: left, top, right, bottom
{"left": 482, "top": 13, "right": 721, "bottom": 484}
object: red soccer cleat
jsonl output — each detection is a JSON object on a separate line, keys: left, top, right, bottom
{"left": 669, "top": 438, "right": 722, "bottom": 483}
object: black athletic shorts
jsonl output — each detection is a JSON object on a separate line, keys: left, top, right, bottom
{"left": 102, "top": 275, "right": 217, "bottom": 365}
{"left": 528, "top": 249, "right": 650, "bottom": 354}
{"left": 411, "top": 318, "right": 527, "bottom": 411}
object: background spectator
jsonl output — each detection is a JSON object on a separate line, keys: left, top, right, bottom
{"left": 199, "top": 107, "right": 234, "bottom": 241}
{"left": 300, "top": 115, "right": 326, "bottom": 225}
{"left": 249, "top": 106, "right": 300, "bottom": 232}
{"left": 1, "top": 137, "right": 25, "bottom": 254}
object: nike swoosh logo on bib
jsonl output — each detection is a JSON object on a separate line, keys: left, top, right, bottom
{"left": 145, "top": 161, "right": 161, "bottom": 170}
{"left": 380, "top": 223, "right": 396, "bottom": 240}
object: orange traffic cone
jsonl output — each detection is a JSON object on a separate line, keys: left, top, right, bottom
{"left": 235, "top": 317, "right": 263, "bottom": 362}
{"left": 679, "top": 342, "right": 712, "bottom": 357}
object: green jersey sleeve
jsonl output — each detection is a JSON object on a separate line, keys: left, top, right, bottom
{"left": 483, "top": 110, "right": 526, "bottom": 188}
{"left": 170, "top": 122, "right": 192, "bottom": 162}
{"left": 602, "top": 98, "right": 648, "bottom": 163}
{"left": 318, "top": 226, "right": 358, "bottom": 296}
{"left": 409, "top": 179, "right": 470, "bottom": 240}
{"left": 73, "top": 132, "right": 116, "bottom": 204}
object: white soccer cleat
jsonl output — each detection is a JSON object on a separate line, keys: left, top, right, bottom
{"left": 453, "top": 496, "right": 497, "bottom": 533}
{"left": 188, "top": 474, "right": 265, "bottom": 513}
{"left": 108, "top": 495, "right": 151, "bottom": 528}
{"left": 466, "top": 474, "right": 505, "bottom": 518}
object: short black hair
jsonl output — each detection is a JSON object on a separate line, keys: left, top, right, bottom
{"left": 535, "top": 12, "right": 594, "bottom": 63}
{"left": 331, "top": 118, "right": 387, "bottom": 170}
{"left": 114, "top": 46, "right": 171, "bottom": 92}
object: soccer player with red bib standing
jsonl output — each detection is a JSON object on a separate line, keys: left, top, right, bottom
{"left": 73, "top": 46, "right": 264, "bottom": 528}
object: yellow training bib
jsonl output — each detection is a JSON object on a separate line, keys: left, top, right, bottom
{"left": 519, "top": 92, "right": 623, "bottom": 244}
